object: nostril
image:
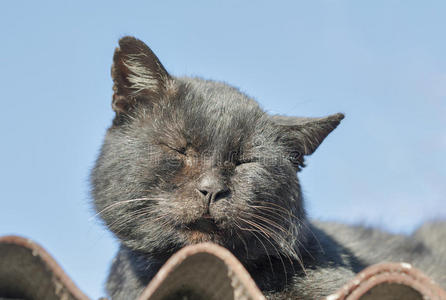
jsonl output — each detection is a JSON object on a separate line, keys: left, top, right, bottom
{"left": 198, "top": 189, "right": 209, "bottom": 197}
{"left": 214, "top": 189, "right": 230, "bottom": 202}
{"left": 196, "top": 188, "right": 230, "bottom": 202}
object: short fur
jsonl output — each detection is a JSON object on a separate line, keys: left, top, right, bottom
{"left": 91, "top": 37, "right": 446, "bottom": 299}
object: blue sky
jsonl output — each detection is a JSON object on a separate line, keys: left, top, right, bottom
{"left": 1, "top": 1, "right": 445, "bottom": 298}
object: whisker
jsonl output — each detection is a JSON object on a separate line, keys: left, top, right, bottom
{"left": 239, "top": 210, "right": 304, "bottom": 276}
{"left": 239, "top": 217, "right": 272, "bottom": 238}
{"left": 108, "top": 208, "right": 153, "bottom": 233}
{"left": 249, "top": 205, "right": 297, "bottom": 222}
{"left": 301, "top": 221, "right": 323, "bottom": 256}
{"left": 235, "top": 219, "right": 274, "bottom": 275}
{"left": 243, "top": 212, "right": 290, "bottom": 234}
{"left": 234, "top": 230, "right": 249, "bottom": 259}
{"left": 238, "top": 217, "right": 293, "bottom": 284}
{"left": 91, "top": 197, "right": 157, "bottom": 220}
{"left": 251, "top": 201, "right": 296, "bottom": 216}
{"left": 247, "top": 202, "right": 309, "bottom": 273}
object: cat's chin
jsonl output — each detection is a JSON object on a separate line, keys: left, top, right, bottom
{"left": 182, "top": 229, "right": 222, "bottom": 244}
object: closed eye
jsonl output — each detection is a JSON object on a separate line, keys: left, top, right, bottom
{"left": 176, "top": 146, "right": 187, "bottom": 155}
{"left": 234, "top": 151, "right": 256, "bottom": 166}
{"left": 235, "top": 158, "right": 254, "bottom": 166}
{"left": 162, "top": 144, "right": 187, "bottom": 156}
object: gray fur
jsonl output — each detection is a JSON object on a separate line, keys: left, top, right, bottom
{"left": 91, "top": 37, "right": 446, "bottom": 299}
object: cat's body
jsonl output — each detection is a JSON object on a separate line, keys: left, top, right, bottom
{"left": 92, "top": 37, "right": 446, "bottom": 299}
{"left": 104, "top": 221, "right": 446, "bottom": 299}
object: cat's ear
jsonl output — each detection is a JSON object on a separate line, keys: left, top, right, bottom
{"left": 271, "top": 113, "right": 344, "bottom": 168}
{"left": 111, "top": 36, "right": 173, "bottom": 114}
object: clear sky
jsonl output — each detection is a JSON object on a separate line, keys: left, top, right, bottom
{"left": 1, "top": 1, "right": 445, "bottom": 298}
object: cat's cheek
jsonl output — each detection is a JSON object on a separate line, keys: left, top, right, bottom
{"left": 232, "top": 165, "right": 266, "bottom": 195}
{"left": 208, "top": 200, "right": 230, "bottom": 219}
{"left": 234, "top": 162, "right": 256, "bottom": 172}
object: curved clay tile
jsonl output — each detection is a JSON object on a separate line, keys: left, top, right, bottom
{"left": 1, "top": 236, "right": 445, "bottom": 300}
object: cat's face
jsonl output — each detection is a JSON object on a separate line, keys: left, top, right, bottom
{"left": 92, "top": 37, "right": 343, "bottom": 263}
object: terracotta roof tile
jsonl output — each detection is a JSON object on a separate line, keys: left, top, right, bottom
{"left": 1, "top": 236, "right": 445, "bottom": 300}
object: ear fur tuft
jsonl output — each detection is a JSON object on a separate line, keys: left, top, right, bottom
{"left": 111, "top": 36, "right": 172, "bottom": 114}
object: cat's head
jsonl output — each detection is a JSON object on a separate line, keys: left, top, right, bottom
{"left": 91, "top": 37, "right": 343, "bottom": 263}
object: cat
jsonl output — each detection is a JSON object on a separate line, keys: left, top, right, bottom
{"left": 91, "top": 36, "right": 446, "bottom": 299}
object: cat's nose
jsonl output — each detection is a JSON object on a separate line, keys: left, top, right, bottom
{"left": 197, "top": 175, "right": 230, "bottom": 203}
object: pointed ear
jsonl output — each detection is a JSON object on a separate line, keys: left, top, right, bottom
{"left": 271, "top": 113, "right": 344, "bottom": 168}
{"left": 111, "top": 36, "right": 173, "bottom": 114}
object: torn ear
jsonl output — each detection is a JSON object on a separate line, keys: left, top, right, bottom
{"left": 111, "top": 36, "right": 172, "bottom": 114}
{"left": 272, "top": 113, "right": 344, "bottom": 169}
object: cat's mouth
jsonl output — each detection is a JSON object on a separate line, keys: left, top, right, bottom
{"left": 186, "top": 215, "right": 220, "bottom": 233}
{"left": 180, "top": 215, "right": 223, "bottom": 244}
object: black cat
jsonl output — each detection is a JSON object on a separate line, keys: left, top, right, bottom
{"left": 91, "top": 37, "right": 446, "bottom": 299}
